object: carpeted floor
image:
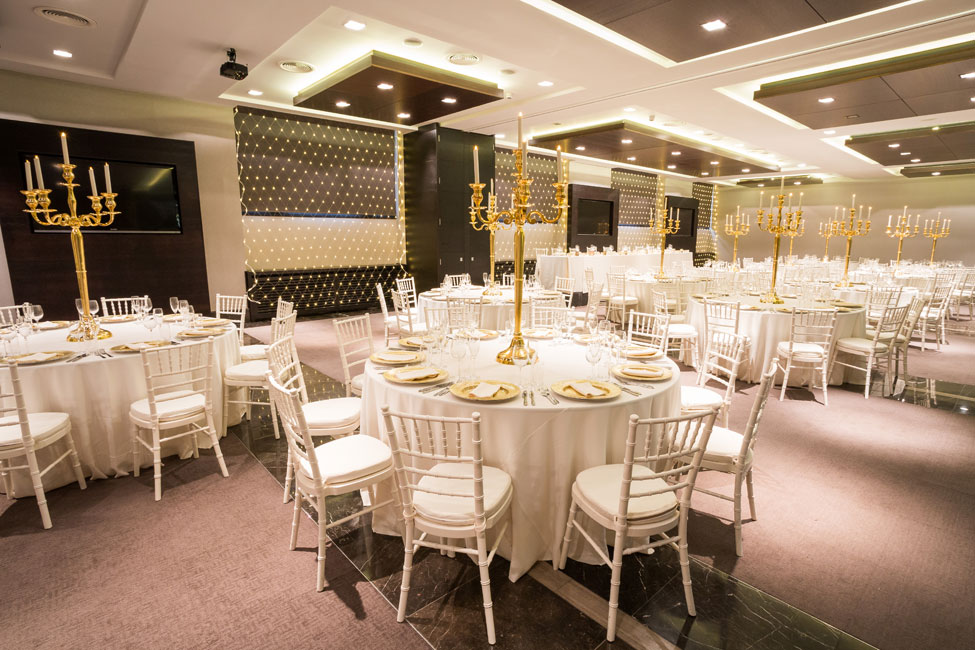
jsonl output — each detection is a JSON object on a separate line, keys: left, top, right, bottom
{"left": 0, "top": 434, "right": 430, "bottom": 650}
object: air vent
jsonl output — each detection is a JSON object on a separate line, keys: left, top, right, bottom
{"left": 279, "top": 60, "right": 315, "bottom": 74}
{"left": 33, "top": 6, "right": 95, "bottom": 27}
{"left": 447, "top": 52, "right": 480, "bottom": 66}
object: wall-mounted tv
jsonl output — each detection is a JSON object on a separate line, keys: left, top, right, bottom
{"left": 28, "top": 154, "right": 182, "bottom": 233}
{"left": 576, "top": 198, "right": 615, "bottom": 236}
{"left": 567, "top": 183, "right": 620, "bottom": 250}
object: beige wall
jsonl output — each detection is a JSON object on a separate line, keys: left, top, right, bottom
{"left": 0, "top": 69, "right": 244, "bottom": 306}
{"left": 715, "top": 176, "right": 975, "bottom": 266}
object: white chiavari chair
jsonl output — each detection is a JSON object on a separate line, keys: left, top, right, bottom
{"left": 555, "top": 276, "right": 575, "bottom": 307}
{"left": 531, "top": 305, "right": 570, "bottom": 329}
{"left": 626, "top": 310, "right": 669, "bottom": 353}
{"left": 501, "top": 273, "right": 515, "bottom": 287}
{"left": 0, "top": 304, "right": 30, "bottom": 326}
{"left": 776, "top": 308, "right": 838, "bottom": 405}
{"left": 704, "top": 299, "right": 741, "bottom": 335}
{"left": 694, "top": 358, "right": 777, "bottom": 556}
{"left": 681, "top": 330, "right": 747, "bottom": 427}
{"left": 276, "top": 298, "right": 295, "bottom": 318}
{"left": 652, "top": 291, "right": 697, "bottom": 364}
{"left": 268, "top": 372, "right": 394, "bottom": 592}
{"left": 0, "top": 362, "right": 86, "bottom": 528}
{"left": 557, "top": 408, "right": 718, "bottom": 642}
{"left": 915, "top": 283, "right": 953, "bottom": 351}
{"left": 584, "top": 267, "right": 609, "bottom": 310}
{"left": 376, "top": 283, "right": 397, "bottom": 346}
{"left": 424, "top": 305, "right": 449, "bottom": 333}
{"left": 391, "top": 290, "right": 427, "bottom": 335}
{"left": 334, "top": 314, "right": 374, "bottom": 397}
{"left": 130, "top": 339, "right": 228, "bottom": 501}
{"left": 216, "top": 293, "right": 267, "bottom": 362}
{"left": 381, "top": 406, "right": 513, "bottom": 645}
{"left": 101, "top": 295, "right": 148, "bottom": 316}
{"left": 446, "top": 297, "right": 482, "bottom": 330}
{"left": 949, "top": 269, "right": 975, "bottom": 321}
{"left": 535, "top": 247, "right": 549, "bottom": 257}
{"left": 395, "top": 277, "right": 418, "bottom": 311}
{"left": 830, "top": 303, "right": 909, "bottom": 398}
{"left": 575, "top": 282, "right": 603, "bottom": 331}
{"left": 607, "top": 272, "right": 638, "bottom": 325}
{"left": 865, "top": 286, "right": 903, "bottom": 330}
{"left": 892, "top": 297, "right": 925, "bottom": 382}
{"left": 446, "top": 273, "right": 470, "bottom": 287}
{"left": 610, "top": 264, "right": 626, "bottom": 275}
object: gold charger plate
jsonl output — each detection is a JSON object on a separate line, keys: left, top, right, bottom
{"left": 573, "top": 334, "right": 599, "bottom": 345}
{"left": 774, "top": 306, "right": 794, "bottom": 314}
{"left": 399, "top": 335, "right": 435, "bottom": 349}
{"left": 197, "top": 317, "right": 232, "bottom": 327}
{"left": 177, "top": 327, "right": 226, "bottom": 338}
{"left": 836, "top": 306, "right": 858, "bottom": 313}
{"left": 625, "top": 345, "right": 664, "bottom": 360}
{"left": 4, "top": 350, "right": 74, "bottom": 365}
{"left": 612, "top": 363, "right": 673, "bottom": 382}
{"left": 551, "top": 379, "right": 621, "bottom": 401}
{"left": 383, "top": 366, "right": 448, "bottom": 385}
{"left": 522, "top": 328, "right": 556, "bottom": 340}
{"left": 35, "top": 320, "right": 71, "bottom": 331}
{"left": 370, "top": 350, "right": 425, "bottom": 365}
{"left": 100, "top": 315, "right": 136, "bottom": 323}
{"left": 110, "top": 340, "right": 174, "bottom": 353}
{"left": 448, "top": 380, "right": 520, "bottom": 402}
{"left": 470, "top": 329, "right": 499, "bottom": 340}
{"left": 740, "top": 304, "right": 758, "bottom": 311}
{"left": 831, "top": 300, "right": 863, "bottom": 308}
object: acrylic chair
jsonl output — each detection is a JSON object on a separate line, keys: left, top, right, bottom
{"left": 694, "top": 358, "right": 777, "bottom": 556}
{"left": 130, "top": 339, "right": 229, "bottom": 501}
{"left": 830, "top": 303, "right": 908, "bottom": 398}
{"left": 557, "top": 407, "right": 718, "bottom": 642}
{"left": 268, "top": 372, "right": 394, "bottom": 592}
{"left": 681, "top": 330, "right": 747, "bottom": 427}
{"left": 381, "top": 406, "right": 513, "bottom": 645}
{"left": 776, "top": 308, "right": 838, "bottom": 405}
{"left": 0, "top": 362, "right": 86, "bottom": 528}
{"left": 333, "top": 313, "right": 374, "bottom": 397}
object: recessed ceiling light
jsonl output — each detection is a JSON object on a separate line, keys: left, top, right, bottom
{"left": 538, "top": 80, "right": 554, "bottom": 87}
{"left": 796, "top": 163, "right": 806, "bottom": 168}
{"left": 667, "top": 164, "right": 676, "bottom": 169}
{"left": 701, "top": 19, "right": 726, "bottom": 31}
{"left": 846, "top": 114, "right": 860, "bottom": 119}
{"left": 279, "top": 60, "right": 315, "bottom": 74}
{"left": 575, "top": 146, "right": 586, "bottom": 151}
{"left": 53, "top": 49, "right": 73, "bottom": 58}
{"left": 441, "top": 97, "right": 457, "bottom": 104}
{"left": 818, "top": 97, "right": 834, "bottom": 104}
{"left": 495, "top": 133, "right": 505, "bottom": 138}
{"left": 823, "top": 130, "right": 836, "bottom": 135}
{"left": 900, "top": 152, "right": 911, "bottom": 156}
{"left": 335, "top": 100, "right": 350, "bottom": 108}
{"left": 500, "top": 68, "right": 516, "bottom": 75}
{"left": 757, "top": 183, "right": 765, "bottom": 187}
{"left": 247, "top": 89, "right": 263, "bottom": 96}
{"left": 377, "top": 82, "right": 394, "bottom": 90}
{"left": 794, "top": 181, "right": 802, "bottom": 185}
{"left": 671, "top": 151, "right": 681, "bottom": 156}
{"left": 960, "top": 72, "right": 975, "bottom": 79}
{"left": 396, "top": 112, "right": 411, "bottom": 119}
{"left": 447, "top": 53, "right": 480, "bottom": 66}
{"left": 621, "top": 138, "right": 632, "bottom": 144}
{"left": 932, "top": 126, "right": 940, "bottom": 130}
{"left": 701, "top": 172, "right": 710, "bottom": 176}
{"left": 710, "top": 160, "right": 719, "bottom": 165}
{"left": 741, "top": 168, "right": 750, "bottom": 173}
{"left": 626, "top": 156, "right": 636, "bottom": 161}
{"left": 932, "top": 171, "right": 941, "bottom": 176}
{"left": 623, "top": 107, "right": 635, "bottom": 112}
{"left": 404, "top": 37, "right": 423, "bottom": 48}
{"left": 344, "top": 19, "right": 365, "bottom": 31}
{"left": 910, "top": 158, "right": 920, "bottom": 162}
{"left": 888, "top": 143, "right": 900, "bottom": 148}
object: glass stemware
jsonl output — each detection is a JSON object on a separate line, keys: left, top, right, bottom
{"left": 31, "top": 304, "right": 43, "bottom": 328}
{"left": 169, "top": 296, "right": 180, "bottom": 314}
{"left": 17, "top": 316, "right": 32, "bottom": 354}
{"left": 585, "top": 342, "right": 603, "bottom": 380}
{"left": 1, "top": 326, "right": 17, "bottom": 359}
{"left": 450, "top": 337, "right": 468, "bottom": 382}
{"left": 466, "top": 334, "right": 481, "bottom": 381}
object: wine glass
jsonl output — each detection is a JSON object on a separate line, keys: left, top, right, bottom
{"left": 31, "top": 304, "right": 43, "bottom": 328}
{"left": 585, "top": 342, "right": 603, "bottom": 380}
{"left": 513, "top": 353, "right": 529, "bottom": 390}
{"left": 0, "top": 326, "right": 17, "bottom": 359}
{"left": 450, "top": 338, "right": 468, "bottom": 382}
{"left": 466, "top": 334, "right": 481, "bottom": 381}
{"left": 482, "top": 272, "right": 489, "bottom": 287}
{"left": 169, "top": 296, "right": 180, "bottom": 314}
{"left": 17, "top": 315, "right": 32, "bottom": 354}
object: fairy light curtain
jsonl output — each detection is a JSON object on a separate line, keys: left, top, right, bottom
{"left": 494, "top": 148, "right": 564, "bottom": 261}
{"left": 692, "top": 181, "right": 717, "bottom": 260}
{"left": 612, "top": 168, "right": 659, "bottom": 248}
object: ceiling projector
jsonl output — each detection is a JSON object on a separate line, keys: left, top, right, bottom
{"left": 220, "top": 48, "right": 248, "bottom": 80}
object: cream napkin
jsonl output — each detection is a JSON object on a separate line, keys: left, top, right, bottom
{"left": 37, "top": 321, "right": 62, "bottom": 330}
{"left": 396, "top": 367, "right": 440, "bottom": 381}
{"left": 469, "top": 382, "right": 502, "bottom": 398}
{"left": 127, "top": 342, "right": 151, "bottom": 351}
{"left": 524, "top": 328, "right": 554, "bottom": 337}
{"left": 627, "top": 346, "right": 660, "bottom": 357}
{"left": 377, "top": 351, "right": 415, "bottom": 362}
{"left": 19, "top": 352, "right": 57, "bottom": 363}
{"left": 568, "top": 381, "right": 606, "bottom": 397}
{"left": 622, "top": 365, "right": 665, "bottom": 378}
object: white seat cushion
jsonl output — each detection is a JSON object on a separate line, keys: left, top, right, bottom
{"left": 302, "top": 397, "right": 361, "bottom": 430}
{"left": 702, "top": 426, "right": 753, "bottom": 466}
{"left": 298, "top": 434, "right": 392, "bottom": 484}
{"left": 0, "top": 412, "right": 70, "bottom": 448}
{"left": 225, "top": 360, "right": 269, "bottom": 382}
{"left": 609, "top": 296, "right": 639, "bottom": 304}
{"left": 864, "top": 328, "right": 896, "bottom": 340}
{"left": 351, "top": 373, "right": 364, "bottom": 394}
{"left": 413, "top": 462, "right": 512, "bottom": 524}
{"left": 240, "top": 344, "right": 268, "bottom": 361}
{"left": 836, "top": 337, "right": 888, "bottom": 354}
{"left": 681, "top": 385, "right": 724, "bottom": 410}
{"left": 668, "top": 323, "right": 698, "bottom": 337}
{"left": 130, "top": 390, "right": 205, "bottom": 422}
{"left": 776, "top": 341, "right": 826, "bottom": 359}
{"left": 574, "top": 464, "right": 677, "bottom": 523}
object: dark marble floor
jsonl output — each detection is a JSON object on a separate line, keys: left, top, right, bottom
{"left": 229, "top": 336, "right": 886, "bottom": 650}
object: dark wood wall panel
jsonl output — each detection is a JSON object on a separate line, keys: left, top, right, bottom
{"left": 0, "top": 118, "right": 209, "bottom": 319}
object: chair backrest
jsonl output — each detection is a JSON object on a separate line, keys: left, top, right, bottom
{"left": 697, "top": 330, "right": 748, "bottom": 400}
{"left": 616, "top": 408, "right": 718, "bottom": 522}
{"left": 446, "top": 297, "right": 482, "bottom": 330}
{"left": 446, "top": 273, "right": 470, "bottom": 287}
{"left": 898, "top": 297, "right": 925, "bottom": 347}
{"left": 704, "top": 299, "right": 741, "bottom": 336}
{"left": 870, "top": 303, "right": 910, "bottom": 346}
{"left": 650, "top": 290, "right": 669, "bottom": 316}
{"left": 627, "top": 310, "right": 669, "bottom": 352}
{"left": 216, "top": 294, "right": 248, "bottom": 344}
{"left": 607, "top": 273, "right": 627, "bottom": 299}
{"left": 866, "top": 286, "right": 903, "bottom": 318}
{"left": 734, "top": 358, "right": 779, "bottom": 461}
{"left": 139, "top": 339, "right": 213, "bottom": 421}
{"left": 267, "top": 336, "right": 309, "bottom": 404}
{"left": 584, "top": 267, "right": 594, "bottom": 290}
{"left": 555, "top": 276, "right": 575, "bottom": 297}
{"left": 531, "top": 305, "right": 570, "bottom": 328}
{"left": 424, "top": 305, "right": 449, "bottom": 333}
{"left": 381, "top": 406, "right": 488, "bottom": 526}
{"left": 0, "top": 363, "right": 33, "bottom": 450}
{"left": 267, "top": 371, "right": 321, "bottom": 486}
{"left": 376, "top": 283, "right": 391, "bottom": 320}
{"left": 610, "top": 265, "right": 626, "bottom": 275}
{"left": 581, "top": 282, "right": 603, "bottom": 324}
{"left": 271, "top": 311, "right": 297, "bottom": 343}
{"left": 102, "top": 295, "right": 147, "bottom": 316}
{"left": 925, "top": 282, "right": 953, "bottom": 314}
{"left": 786, "top": 307, "right": 838, "bottom": 349}
{"left": 535, "top": 248, "right": 549, "bottom": 257}
{"left": 276, "top": 298, "right": 295, "bottom": 319}
{"left": 334, "top": 314, "right": 374, "bottom": 395}
{"left": 0, "top": 305, "right": 29, "bottom": 326}
{"left": 391, "top": 290, "right": 422, "bottom": 334}
{"left": 501, "top": 273, "right": 515, "bottom": 287}
{"left": 396, "top": 277, "right": 417, "bottom": 308}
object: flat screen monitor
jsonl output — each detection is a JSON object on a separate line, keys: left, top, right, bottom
{"left": 576, "top": 198, "right": 614, "bottom": 236}
{"left": 29, "top": 154, "right": 182, "bottom": 233}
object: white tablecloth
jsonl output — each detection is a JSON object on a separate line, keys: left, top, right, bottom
{"left": 537, "top": 250, "right": 695, "bottom": 290}
{"left": 360, "top": 336, "right": 681, "bottom": 581}
{"left": 3, "top": 320, "right": 241, "bottom": 496}
{"left": 418, "top": 287, "right": 562, "bottom": 330}
{"left": 685, "top": 297, "right": 867, "bottom": 384}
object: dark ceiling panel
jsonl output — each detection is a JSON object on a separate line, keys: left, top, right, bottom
{"left": 736, "top": 175, "right": 823, "bottom": 188}
{"left": 904, "top": 89, "right": 975, "bottom": 118}
{"left": 788, "top": 100, "right": 914, "bottom": 130}
{"left": 807, "top": 0, "right": 899, "bottom": 21}
{"left": 900, "top": 161, "right": 975, "bottom": 178}
{"left": 845, "top": 122, "right": 975, "bottom": 166}
{"left": 293, "top": 51, "right": 503, "bottom": 125}
{"left": 882, "top": 57, "right": 975, "bottom": 98}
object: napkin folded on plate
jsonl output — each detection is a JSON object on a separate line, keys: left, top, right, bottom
{"left": 627, "top": 346, "right": 659, "bottom": 356}
{"left": 377, "top": 351, "right": 416, "bottom": 362}
{"left": 37, "top": 321, "right": 62, "bottom": 330}
{"left": 568, "top": 381, "right": 606, "bottom": 397}
{"left": 525, "top": 328, "right": 553, "bottom": 337}
{"left": 396, "top": 367, "right": 440, "bottom": 381}
{"left": 19, "top": 352, "right": 57, "bottom": 363}
{"left": 469, "top": 382, "right": 502, "bottom": 399}
{"left": 126, "top": 342, "right": 152, "bottom": 350}
{"left": 622, "top": 365, "right": 665, "bottom": 378}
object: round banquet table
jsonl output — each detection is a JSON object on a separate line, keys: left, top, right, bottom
{"left": 833, "top": 285, "right": 918, "bottom": 306}
{"left": 418, "top": 286, "right": 564, "bottom": 330}
{"left": 359, "top": 335, "right": 681, "bottom": 581}
{"left": 685, "top": 296, "right": 867, "bottom": 384}
{"left": 1, "top": 319, "right": 241, "bottom": 497}
{"left": 536, "top": 250, "right": 694, "bottom": 290}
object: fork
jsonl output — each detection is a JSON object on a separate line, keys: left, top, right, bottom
{"left": 419, "top": 381, "right": 451, "bottom": 393}
{"left": 540, "top": 388, "right": 559, "bottom": 405}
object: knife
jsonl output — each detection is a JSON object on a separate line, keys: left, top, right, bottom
{"left": 612, "top": 382, "right": 641, "bottom": 397}
{"left": 530, "top": 390, "right": 535, "bottom": 406}
{"left": 419, "top": 381, "right": 451, "bottom": 393}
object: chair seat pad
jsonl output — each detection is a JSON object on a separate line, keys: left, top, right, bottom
{"left": 864, "top": 328, "right": 896, "bottom": 340}
{"left": 414, "top": 462, "right": 513, "bottom": 524}
{"left": 130, "top": 390, "right": 205, "bottom": 422}
{"left": 240, "top": 344, "right": 268, "bottom": 361}
{"left": 669, "top": 313, "right": 687, "bottom": 324}
{"left": 303, "top": 398, "right": 361, "bottom": 429}
{"left": 776, "top": 341, "right": 826, "bottom": 359}
{"left": 0, "top": 412, "right": 70, "bottom": 448}
{"left": 836, "top": 337, "right": 888, "bottom": 353}
{"left": 351, "top": 373, "right": 364, "bottom": 394}
{"left": 610, "top": 296, "right": 639, "bottom": 304}
{"left": 298, "top": 434, "right": 392, "bottom": 484}
{"left": 575, "top": 464, "right": 678, "bottom": 523}
{"left": 681, "top": 386, "right": 724, "bottom": 410}
{"left": 668, "top": 323, "right": 698, "bottom": 337}
{"left": 702, "top": 426, "right": 753, "bottom": 466}
{"left": 225, "top": 360, "right": 269, "bottom": 382}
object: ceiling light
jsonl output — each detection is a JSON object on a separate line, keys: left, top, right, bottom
{"left": 757, "top": 183, "right": 765, "bottom": 187}
{"left": 448, "top": 52, "right": 480, "bottom": 66}
{"left": 667, "top": 164, "right": 676, "bottom": 169}
{"left": 701, "top": 19, "right": 726, "bottom": 31}
{"left": 710, "top": 161, "right": 719, "bottom": 165}
{"left": 794, "top": 181, "right": 802, "bottom": 185}
{"left": 888, "top": 143, "right": 900, "bottom": 148}
{"left": 932, "top": 172, "right": 941, "bottom": 176}
{"left": 538, "top": 80, "right": 554, "bottom": 87}
{"left": 623, "top": 107, "right": 635, "bottom": 112}
{"left": 823, "top": 130, "right": 836, "bottom": 135}
{"left": 575, "top": 146, "right": 585, "bottom": 151}
{"left": 910, "top": 158, "right": 921, "bottom": 163}
{"left": 626, "top": 156, "right": 636, "bottom": 161}
{"left": 403, "top": 37, "right": 423, "bottom": 48}
{"left": 741, "top": 168, "right": 750, "bottom": 173}
{"left": 344, "top": 19, "right": 365, "bottom": 31}
{"left": 900, "top": 152, "right": 911, "bottom": 156}
{"left": 335, "top": 100, "right": 350, "bottom": 108}
{"left": 247, "top": 89, "right": 263, "bottom": 96}
{"left": 932, "top": 126, "right": 940, "bottom": 130}
{"left": 53, "top": 49, "right": 73, "bottom": 58}
{"left": 279, "top": 60, "right": 315, "bottom": 74}
{"left": 396, "top": 112, "right": 411, "bottom": 119}
{"left": 495, "top": 133, "right": 505, "bottom": 138}
{"left": 377, "top": 82, "right": 394, "bottom": 90}
{"left": 621, "top": 138, "right": 632, "bottom": 144}
{"left": 701, "top": 172, "right": 710, "bottom": 176}
{"left": 818, "top": 97, "right": 834, "bottom": 104}
{"left": 960, "top": 72, "right": 975, "bottom": 79}
{"left": 441, "top": 97, "right": 457, "bottom": 104}
{"left": 671, "top": 151, "right": 681, "bottom": 156}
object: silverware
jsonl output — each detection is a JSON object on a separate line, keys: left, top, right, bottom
{"left": 522, "top": 391, "right": 528, "bottom": 406}
{"left": 66, "top": 353, "right": 88, "bottom": 363}
{"left": 530, "top": 390, "right": 535, "bottom": 406}
{"left": 434, "top": 386, "right": 451, "bottom": 396}
{"left": 541, "top": 389, "right": 558, "bottom": 405}
{"left": 419, "top": 381, "right": 451, "bottom": 393}
{"left": 611, "top": 382, "right": 641, "bottom": 397}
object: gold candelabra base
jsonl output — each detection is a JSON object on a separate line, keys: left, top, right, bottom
{"left": 496, "top": 333, "right": 535, "bottom": 365}
{"left": 482, "top": 281, "right": 502, "bottom": 296}
{"left": 68, "top": 316, "right": 112, "bottom": 342}
{"left": 760, "top": 290, "right": 784, "bottom": 304}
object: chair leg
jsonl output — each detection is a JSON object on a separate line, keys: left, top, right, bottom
{"left": 65, "top": 431, "right": 87, "bottom": 490}
{"left": 269, "top": 390, "right": 280, "bottom": 440}
{"left": 475, "top": 528, "right": 497, "bottom": 645}
{"left": 317, "top": 495, "right": 328, "bottom": 592}
{"left": 245, "top": 387, "right": 253, "bottom": 421}
{"left": 25, "top": 450, "right": 52, "bottom": 529}
{"left": 222, "top": 384, "right": 231, "bottom": 431}
{"left": 678, "top": 532, "right": 696, "bottom": 617}
{"left": 557, "top": 498, "right": 579, "bottom": 570}
{"left": 152, "top": 427, "right": 162, "bottom": 501}
{"left": 0, "top": 459, "right": 11, "bottom": 498}
{"left": 397, "top": 517, "right": 416, "bottom": 622}
{"left": 863, "top": 356, "right": 873, "bottom": 399}
{"left": 132, "top": 423, "right": 141, "bottom": 477}
{"left": 734, "top": 470, "right": 744, "bottom": 557}
{"left": 745, "top": 469, "right": 757, "bottom": 521}
{"left": 205, "top": 411, "right": 230, "bottom": 478}
{"left": 289, "top": 490, "right": 302, "bottom": 550}
{"left": 779, "top": 357, "right": 793, "bottom": 401}
{"left": 283, "top": 449, "right": 294, "bottom": 503}
{"left": 820, "top": 363, "right": 829, "bottom": 407}
{"left": 606, "top": 526, "right": 627, "bottom": 642}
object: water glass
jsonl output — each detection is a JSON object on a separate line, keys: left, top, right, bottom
{"left": 169, "top": 296, "right": 180, "bottom": 314}
{"left": 31, "top": 304, "right": 44, "bottom": 327}
{"left": 450, "top": 338, "right": 468, "bottom": 381}
{"left": 466, "top": 335, "right": 481, "bottom": 379}
{"left": 585, "top": 343, "right": 603, "bottom": 380}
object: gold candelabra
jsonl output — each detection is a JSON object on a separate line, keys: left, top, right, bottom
{"left": 755, "top": 179, "right": 802, "bottom": 303}
{"left": 469, "top": 114, "right": 568, "bottom": 365}
{"left": 885, "top": 206, "right": 919, "bottom": 265}
{"left": 652, "top": 208, "right": 680, "bottom": 279}
{"left": 835, "top": 194, "right": 871, "bottom": 287}
{"left": 784, "top": 217, "right": 804, "bottom": 261}
{"left": 723, "top": 206, "right": 749, "bottom": 270}
{"left": 469, "top": 160, "right": 511, "bottom": 297}
{"left": 818, "top": 212, "right": 839, "bottom": 262}
{"left": 923, "top": 212, "right": 950, "bottom": 266}
{"left": 20, "top": 133, "right": 119, "bottom": 341}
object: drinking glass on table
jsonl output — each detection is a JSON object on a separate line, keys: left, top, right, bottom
{"left": 513, "top": 353, "right": 529, "bottom": 391}
{"left": 169, "top": 296, "right": 180, "bottom": 314}
{"left": 450, "top": 337, "right": 468, "bottom": 382}
{"left": 585, "top": 342, "right": 603, "bottom": 380}
{"left": 31, "top": 304, "right": 44, "bottom": 328}
{"left": 466, "top": 334, "right": 481, "bottom": 380}
{"left": 1, "top": 326, "right": 17, "bottom": 358}
{"left": 17, "top": 315, "right": 33, "bottom": 354}
{"left": 482, "top": 272, "right": 489, "bottom": 286}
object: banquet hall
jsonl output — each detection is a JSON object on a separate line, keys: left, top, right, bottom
{"left": 0, "top": 1, "right": 973, "bottom": 649}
